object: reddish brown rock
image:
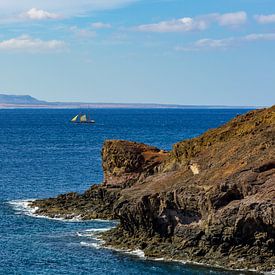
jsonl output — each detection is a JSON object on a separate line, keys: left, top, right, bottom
{"left": 102, "top": 140, "right": 168, "bottom": 187}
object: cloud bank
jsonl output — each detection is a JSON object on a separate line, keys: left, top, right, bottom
{"left": 0, "top": 35, "right": 66, "bottom": 52}
{"left": 176, "top": 32, "right": 275, "bottom": 51}
{"left": 91, "top": 22, "right": 112, "bottom": 29}
{"left": 216, "top": 11, "right": 247, "bottom": 26}
{"left": 137, "top": 17, "right": 208, "bottom": 32}
{"left": 21, "top": 8, "right": 61, "bottom": 20}
{"left": 254, "top": 14, "right": 275, "bottom": 24}
{"left": 0, "top": 0, "right": 137, "bottom": 17}
{"left": 70, "top": 26, "right": 97, "bottom": 38}
{"left": 136, "top": 11, "right": 247, "bottom": 33}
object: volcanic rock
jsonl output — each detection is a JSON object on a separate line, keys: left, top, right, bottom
{"left": 31, "top": 106, "right": 275, "bottom": 272}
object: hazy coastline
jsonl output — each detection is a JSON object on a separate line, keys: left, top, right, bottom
{"left": 0, "top": 94, "right": 261, "bottom": 109}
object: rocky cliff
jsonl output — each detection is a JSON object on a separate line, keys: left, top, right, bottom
{"left": 31, "top": 106, "right": 275, "bottom": 272}
{"left": 32, "top": 141, "right": 168, "bottom": 220}
{"left": 102, "top": 140, "right": 168, "bottom": 187}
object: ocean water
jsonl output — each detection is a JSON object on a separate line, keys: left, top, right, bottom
{"left": 0, "top": 108, "right": 253, "bottom": 275}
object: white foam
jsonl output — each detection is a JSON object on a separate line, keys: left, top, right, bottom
{"left": 153, "top": 257, "right": 166, "bottom": 261}
{"left": 8, "top": 199, "right": 37, "bottom": 215}
{"left": 80, "top": 241, "right": 102, "bottom": 249}
{"left": 125, "top": 249, "right": 145, "bottom": 258}
{"left": 8, "top": 200, "right": 83, "bottom": 221}
{"left": 76, "top": 232, "right": 87, "bottom": 237}
{"left": 77, "top": 232, "right": 104, "bottom": 238}
{"left": 77, "top": 227, "right": 115, "bottom": 239}
{"left": 8, "top": 199, "right": 113, "bottom": 223}
{"left": 35, "top": 214, "right": 84, "bottom": 222}
{"left": 78, "top": 231, "right": 146, "bottom": 259}
{"left": 35, "top": 214, "right": 85, "bottom": 222}
{"left": 88, "top": 242, "right": 147, "bottom": 259}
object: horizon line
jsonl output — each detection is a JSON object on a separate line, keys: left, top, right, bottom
{"left": 0, "top": 93, "right": 267, "bottom": 108}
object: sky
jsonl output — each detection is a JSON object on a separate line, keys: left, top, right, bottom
{"left": 0, "top": 0, "right": 274, "bottom": 106}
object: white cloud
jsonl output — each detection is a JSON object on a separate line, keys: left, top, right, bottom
{"left": 0, "top": 35, "right": 66, "bottom": 52}
{"left": 176, "top": 32, "right": 275, "bottom": 51}
{"left": 70, "top": 26, "right": 96, "bottom": 38}
{"left": 136, "top": 11, "right": 247, "bottom": 33}
{"left": 22, "top": 8, "right": 61, "bottom": 20}
{"left": 0, "top": 0, "right": 136, "bottom": 17}
{"left": 194, "top": 38, "right": 234, "bottom": 48}
{"left": 216, "top": 11, "right": 247, "bottom": 26}
{"left": 91, "top": 22, "right": 112, "bottom": 29}
{"left": 254, "top": 14, "right": 275, "bottom": 24}
{"left": 136, "top": 17, "right": 208, "bottom": 32}
{"left": 244, "top": 33, "right": 275, "bottom": 41}
{"left": 175, "top": 38, "right": 234, "bottom": 51}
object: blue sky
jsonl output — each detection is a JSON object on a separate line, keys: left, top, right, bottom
{"left": 0, "top": 0, "right": 274, "bottom": 106}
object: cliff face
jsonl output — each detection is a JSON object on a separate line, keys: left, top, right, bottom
{"left": 31, "top": 106, "right": 275, "bottom": 272}
{"left": 102, "top": 140, "right": 168, "bottom": 187}
{"left": 100, "top": 106, "right": 275, "bottom": 271}
{"left": 31, "top": 141, "right": 167, "bottom": 220}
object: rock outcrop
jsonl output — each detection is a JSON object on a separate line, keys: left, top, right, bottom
{"left": 32, "top": 141, "right": 167, "bottom": 220}
{"left": 31, "top": 106, "right": 275, "bottom": 272}
{"left": 102, "top": 140, "right": 168, "bottom": 187}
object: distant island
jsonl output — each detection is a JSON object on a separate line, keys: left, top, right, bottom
{"left": 0, "top": 94, "right": 259, "bottom": 109}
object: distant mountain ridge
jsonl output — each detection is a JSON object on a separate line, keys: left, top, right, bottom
{"left": 0, "top": 94, "right": 46, "bottom": 105}
{"left": 0, "top": 94, "right": 259, "bottom": 109}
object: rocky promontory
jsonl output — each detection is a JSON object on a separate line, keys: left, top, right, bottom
{"left": 31, "top": 106, "right": 275, "bottom": 272}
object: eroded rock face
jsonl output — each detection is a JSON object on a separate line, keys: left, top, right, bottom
{"left": 102, "top": 140, "right": 168, "bottom": 187}
{"left": 31, "top": 106, "right": 275, "bottom": 272}
{"left": 31, "top": 141, "right": 168, "bottom": 220}
{"left": 105, "top": 106, "right": 275, "bottom": 271}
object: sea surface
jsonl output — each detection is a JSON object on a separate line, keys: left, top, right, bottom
{"left": 0, "top": 108, "right": 254, "bottom": 275}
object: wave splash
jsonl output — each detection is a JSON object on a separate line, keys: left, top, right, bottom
{"left": 8, "top": 199, "right": 37, "bottom": 216}
{"left": 9, "top": 200, "right": 145, "bottom": 260}
{"left": 8, "top": 199, "right": 112, "bottom": 223}
{"left": 8, "top": 199, "right": 79, "bottom": 221}
{"left": 9, "top": 199, "right": 85, "bottom": 222}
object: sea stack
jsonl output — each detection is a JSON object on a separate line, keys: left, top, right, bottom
{"left": 31, "top": 106, "right": 275, "bottom": 272}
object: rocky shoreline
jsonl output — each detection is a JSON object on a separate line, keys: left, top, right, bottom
{"left": 31, "top": 106, "right": 275, "bottom": 272}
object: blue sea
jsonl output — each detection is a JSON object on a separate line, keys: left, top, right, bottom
{"left": 0, "top": 108, "right": 253, "bottom": 275}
